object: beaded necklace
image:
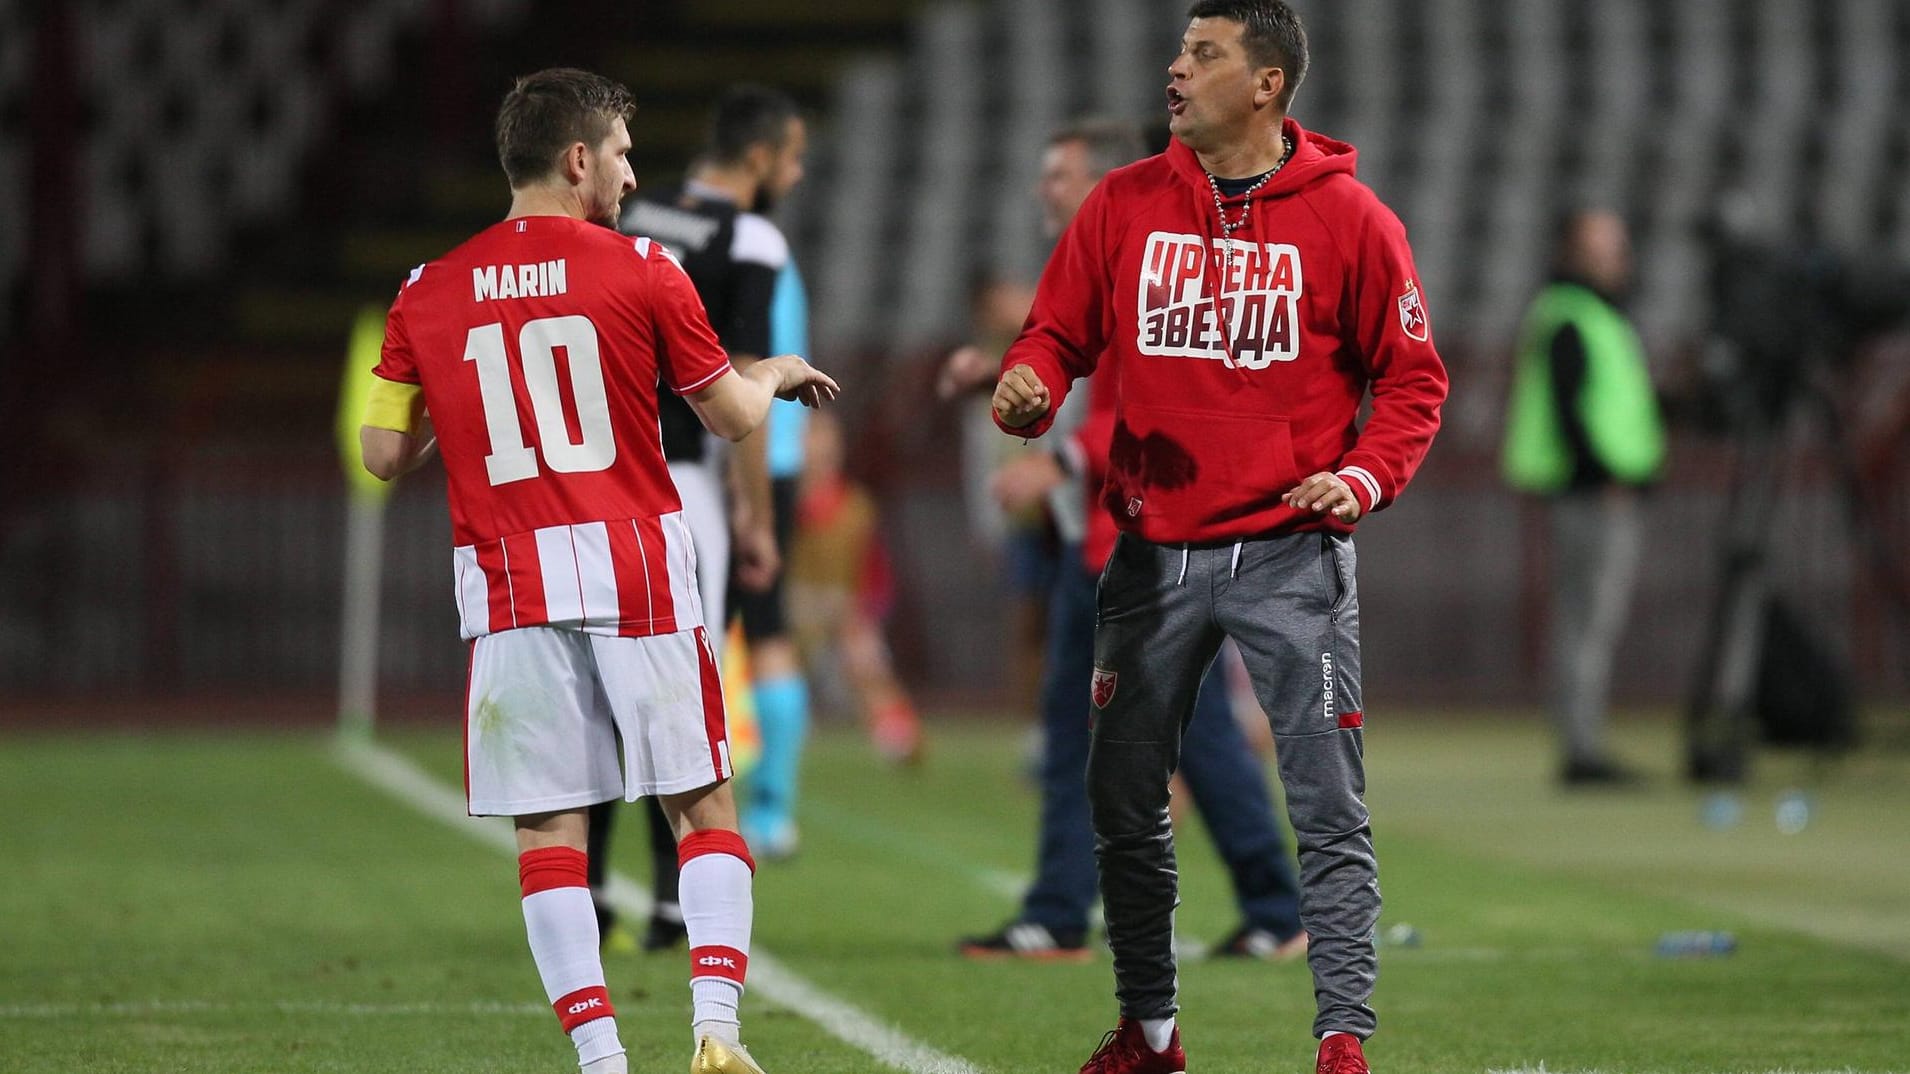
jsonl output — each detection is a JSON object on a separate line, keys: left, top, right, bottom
{"left": 1204, "top": 135, "right": 1292, "bottom": 242}
{"left": 1203, "top": 135, "right": 1292, "bottom": 368}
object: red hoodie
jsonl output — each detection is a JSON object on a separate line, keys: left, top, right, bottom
{"left": 1002, "top": 118, "right": 1448, "bottom": 551}
{"left": 1065, "top": 373, "right": 1121, "bottom": 572}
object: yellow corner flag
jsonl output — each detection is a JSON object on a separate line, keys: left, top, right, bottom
{"left": 335, "top": 304, "right": 398, "bottom": 503}
{"left": 725, "top": 621, "right": 761, "bottom": 778}
{"left": 335, "top": 304, "right": 397, "bottom": 739}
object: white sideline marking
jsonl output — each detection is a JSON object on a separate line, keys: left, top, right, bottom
{"left": 334, "top": 739, "right": 987, "bottom": 1074}
{"left": 0, "top": 1000, "right": 547, "bottom": 1019}
{"left": 802, "top": 799, "right": 1212, "bottom": 952}
{"left": 976, "top": 866, "right": 1027, "bottom": 899}
{"left": 1489, "top": 1069, "right": 1901, "bottom": 1074}
{"left": 1381, "top": 946, "right": 1627, "bottom": 962}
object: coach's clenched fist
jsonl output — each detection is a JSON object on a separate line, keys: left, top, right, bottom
{"left": 993, "top": 363, "right": 1052, "bottom": 428}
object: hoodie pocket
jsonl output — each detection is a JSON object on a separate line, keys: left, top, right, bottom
{"left": 1111, "top": 402, "right": 1299, "bottom": 524}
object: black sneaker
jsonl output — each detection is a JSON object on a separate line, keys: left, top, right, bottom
{"left": 641, "top": 902, "right": 687, "bottom": 952}
{"left": 1561, "top": 756, "right": 1645, "bottom": 788}
{"left": 1211, "top": 923, "right": 1309, "bottom": 961}
{"left": 957, "top": 920, "right": 1091, "bottom": 962}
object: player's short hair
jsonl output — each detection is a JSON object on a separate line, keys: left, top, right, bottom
{"left": 1048, "top": 118, "right": 1148, "bottom": 179}
{"left": 1186, "top": 0, "right": 1309, "bottom": 110}
{"left": 706, "top": 84, "right": 802, "bottom": 165}
{"left": 495, "top": 68, "right": 637, "bottom": 189}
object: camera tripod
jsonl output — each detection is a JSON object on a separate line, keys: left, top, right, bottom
{"left": 1685, "top": 353, "right": 1910, "bottom": 783}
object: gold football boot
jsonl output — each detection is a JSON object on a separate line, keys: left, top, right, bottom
{"left": 690, "top": 1035, "right": 767, "bottom": 1074}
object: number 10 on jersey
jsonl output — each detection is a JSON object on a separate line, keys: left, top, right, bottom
{"left": 464, "top": 315, "right": 617, "bottom": 486}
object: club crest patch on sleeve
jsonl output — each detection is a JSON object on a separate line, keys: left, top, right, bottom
{"left": 1091, "top": 667, "right": 1118, "bottom": 709}
{"left": 1397, "top": 280, "right": 1429, "bottom": 342}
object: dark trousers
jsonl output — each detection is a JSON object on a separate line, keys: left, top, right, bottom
{"left": 1091, "top": 532, "right": 1378, "bottom": 1039}
{"left": 1021, "top": 543, "right": 1303, "bottom": 939}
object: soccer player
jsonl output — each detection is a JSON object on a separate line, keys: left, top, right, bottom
{"left": 783, "top": 411, "right": 921, "bottom": 746}
{"left": 991, "top": 5, "right": 1449, "bottom": 1073}
{"left": 358, "top": 68, "right": 838, "bottom": 1074}
{"left": 589, "top": 86, "right": 811, "bottom": 956}
{"left": 621, "top": 85, "right": 817, "bottom": 862}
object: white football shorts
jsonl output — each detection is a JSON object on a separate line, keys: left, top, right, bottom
{"left": 667, "top": 456, "right": 730, "bottom": 660}
{"left": 463, "top": 624, "right": 732, "bottom": 816}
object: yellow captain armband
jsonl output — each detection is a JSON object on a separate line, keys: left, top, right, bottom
{"left": 362, "top": 377, "right": 425, "bottom": 434}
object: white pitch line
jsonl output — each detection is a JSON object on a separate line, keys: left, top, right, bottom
{"left": 800, "top": 799, "right": 1214, "bottom": 952}
{"left": 334, "top": 739, "right": 987, "bottom": 1074}
{"left": 744, "top": 960, "right": 988, "bottom": 1074}
{"left": 1378, "top": 946, "right": 1633, "bottom": 963}
{"left": 0, "top": 1000, "right": 548, "bottom": 1019}
{"left": 1488, "top": 1069, "right": 1904, "bottom": 1074}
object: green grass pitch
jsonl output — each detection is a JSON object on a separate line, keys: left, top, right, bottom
{"left": 3, "top": 712, "right": 1907, "bottom": 1072}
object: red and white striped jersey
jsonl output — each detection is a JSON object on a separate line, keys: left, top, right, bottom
{"left": 450, "top": 514, "right": 702, "bottom": 639}
{"left": 374, "top": 215, "right": 733, "bottom": 639}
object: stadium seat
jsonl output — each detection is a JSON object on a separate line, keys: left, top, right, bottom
{"left": 791, "top": 0, "right": 1910, "bottom": 357}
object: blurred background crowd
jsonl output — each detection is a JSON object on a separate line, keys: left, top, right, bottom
{"left": 3, "top": 0, "right": 1909, "bottom": 780}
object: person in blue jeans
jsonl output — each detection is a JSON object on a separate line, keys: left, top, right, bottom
{"left": 954, "top": 118, "right": 1306, "bottom": 962}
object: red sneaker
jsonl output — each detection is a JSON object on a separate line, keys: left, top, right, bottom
{"left": 870, "top": 701, "right": 924, "bottom": 765}
{"left": 1316, "top": 1034, "right": 1368, "bottom": 1074}
{"left": 1079, "top": 1017, "right": 1186, "bottom": 1074}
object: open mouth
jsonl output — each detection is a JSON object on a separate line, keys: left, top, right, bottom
{"left": 1166, "top": 86, "right": 1187, "bottom": 116}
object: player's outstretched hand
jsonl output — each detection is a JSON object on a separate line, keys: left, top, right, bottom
{"left": 993, "top": 364, "right": 1051, "bottom": 428}
{"left": 767, "top": 355, "right": 841, "bottom": 408}
{"left": 1282, "top": 472, "right": 1363, "bottom": 522}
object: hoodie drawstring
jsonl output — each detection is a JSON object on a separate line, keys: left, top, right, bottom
{"left": 1178, "top": 543, "right": 1244, "bottom": 584}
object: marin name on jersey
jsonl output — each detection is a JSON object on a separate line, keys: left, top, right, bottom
{"left": 473, "top": 258, "right": 569, "bottom": 303}
{"left": 1138, "top": 231, "right": 1304, "bottom": 370}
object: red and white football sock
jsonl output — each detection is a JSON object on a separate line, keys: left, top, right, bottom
{"left": 677, "top": 829, "right": 755, "bottom": 1043}
{"left": 520, "top": 846, "right": 625, "bottom": 1072}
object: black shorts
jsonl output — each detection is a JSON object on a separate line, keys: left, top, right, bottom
{"left": 730, "top": 476, "right": 798, "bottom": 642}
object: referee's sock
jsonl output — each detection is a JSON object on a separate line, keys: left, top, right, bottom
{"left": 747, "top": 674, "right": 808, "bottom": 844}
{"left": 645, "top": 796, "right": 681, "bottom": 907}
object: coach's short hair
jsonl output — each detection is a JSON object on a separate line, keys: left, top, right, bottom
{"left": 1049, "top": 118, "right": 1148, "bottom": 179}
{"left": 1186, "top": 0, "right": 1309, "bottom": 109}
{"left": 706, "top": 84, "right": 802, "bottom": 165}
{"left": 495, "top": 68, "right": 636, "bottom": 188}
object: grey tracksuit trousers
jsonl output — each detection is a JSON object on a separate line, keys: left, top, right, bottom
{"left": 1090, "top": 530, "right": 1379, "bottom": 1039}
{"left": 1549, "top": 489, "right": 1643, "bottom": 766}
